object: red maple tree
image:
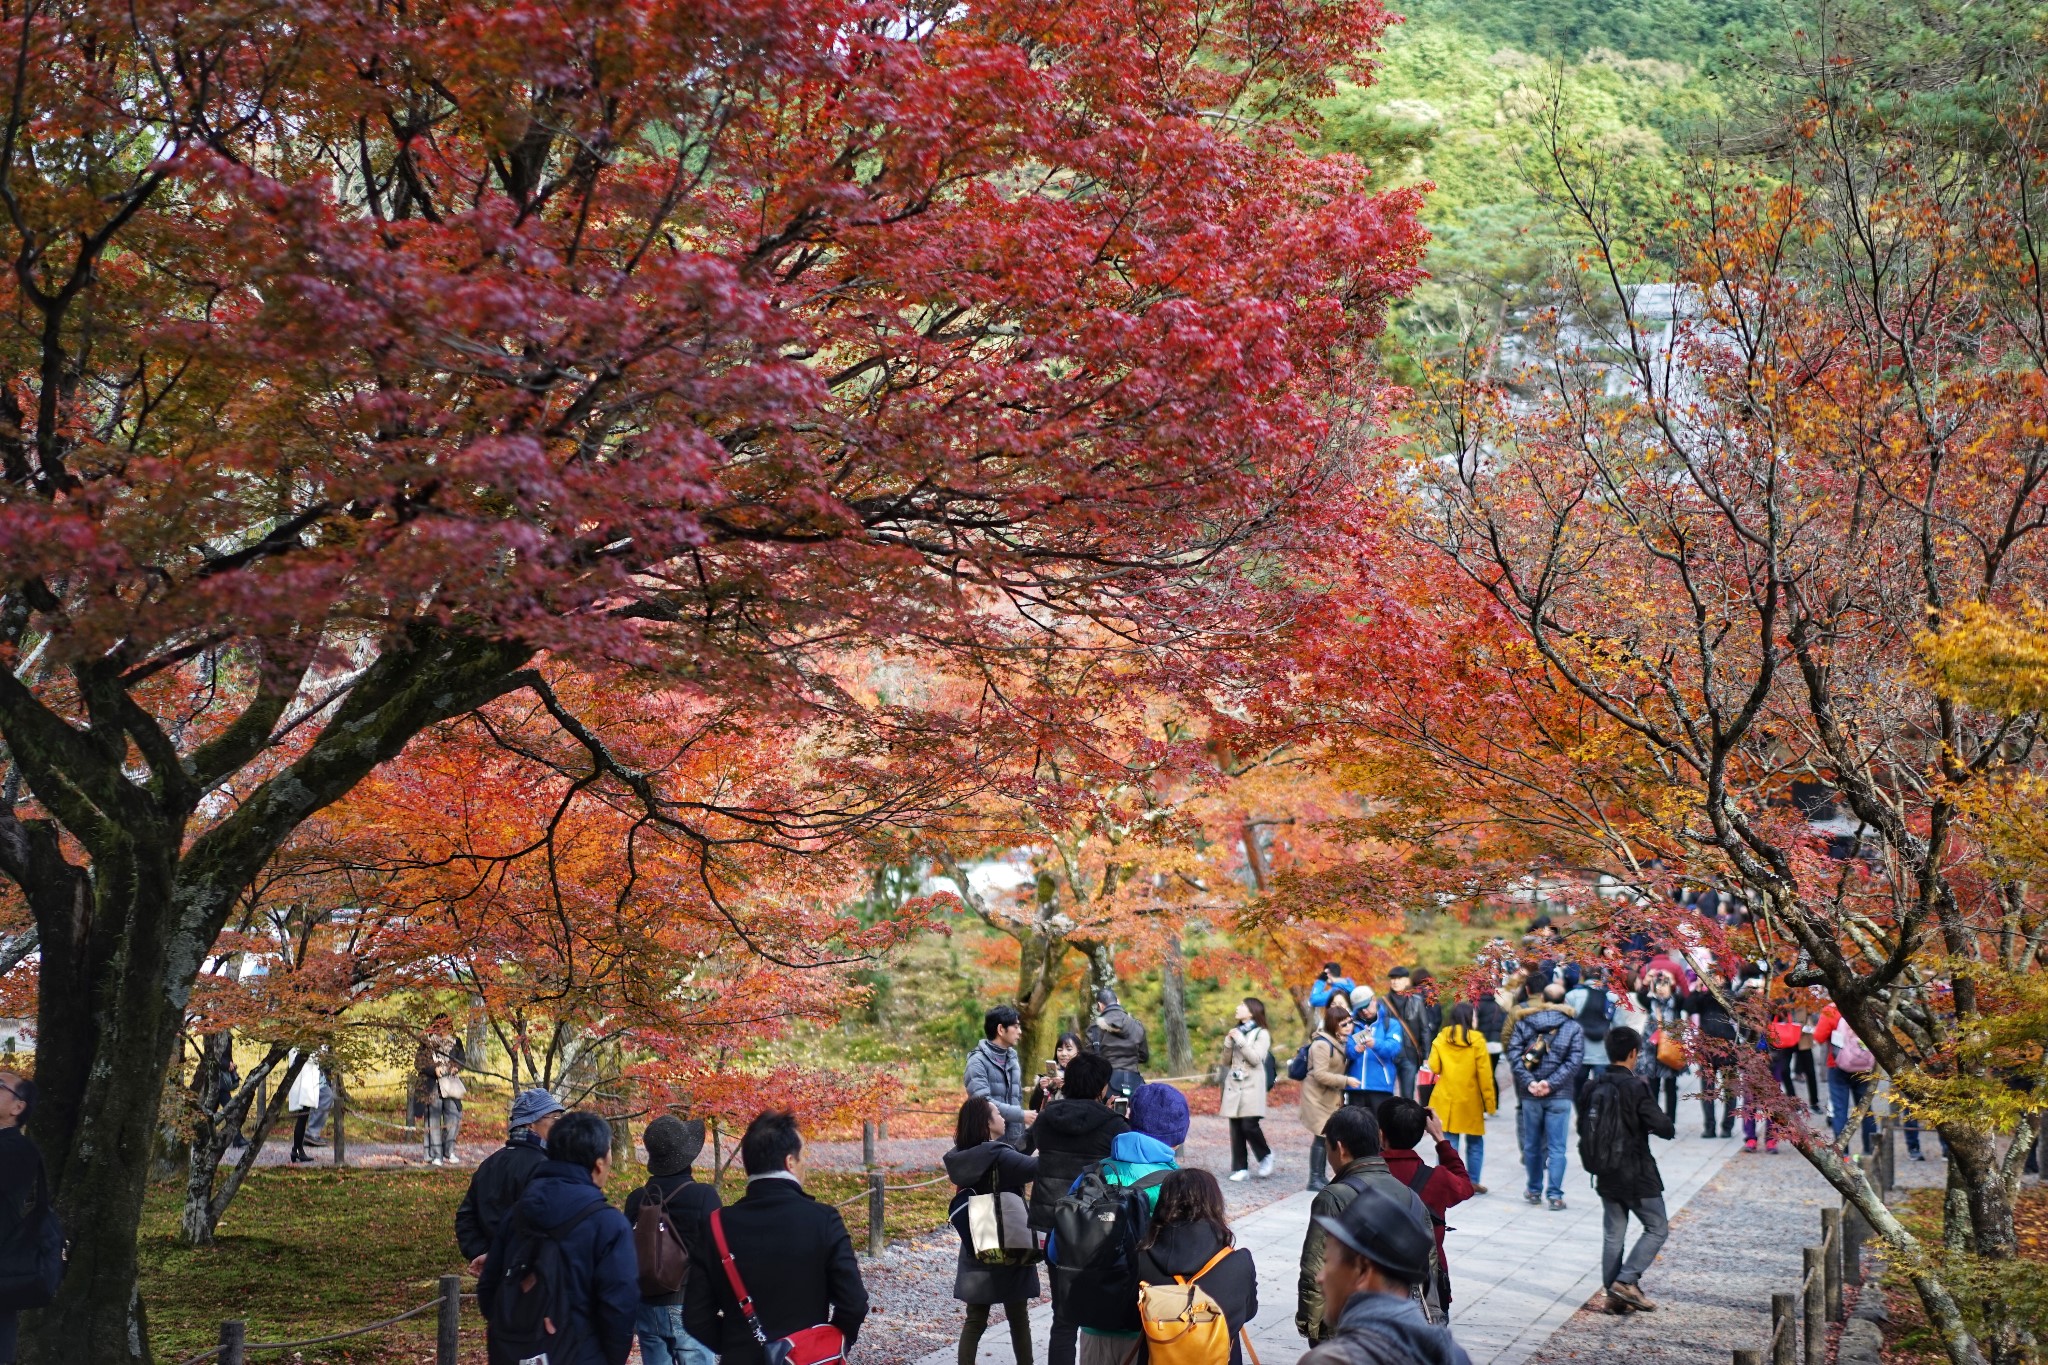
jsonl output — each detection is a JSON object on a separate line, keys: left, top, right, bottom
{"left": 0, "top": 0, "right": 1424, "bottom": 1354}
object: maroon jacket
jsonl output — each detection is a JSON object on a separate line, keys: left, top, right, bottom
{"left": 1381, "top": 1139, "right": 1474, "bottom": 1275}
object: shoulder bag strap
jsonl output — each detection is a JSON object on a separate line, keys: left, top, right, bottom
{"left": 708, "top": 1209, "right": 771, "bottom": 1345}
{"left": 549, "top": 1197, "right": 610, "bottom": 1238}
{"left": 1173, "top": 1246, "right": 1235, "bottom": 1286}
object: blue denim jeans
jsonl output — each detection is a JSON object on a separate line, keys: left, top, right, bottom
{"left": 1521, "top": 1093, "right": 1572, "bottom": 1199}
{"left": 1828, "top": 1069, "right": 1876, "bottom": 1154}
{"left": 1451, "top": 1131, "right": 1485, "bottom": 1187}
{"left": 637, "top": 1303, "right": 715, "bottom": 1365}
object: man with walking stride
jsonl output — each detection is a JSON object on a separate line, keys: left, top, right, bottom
{"left": 1578, "top": 1026, "right": 1675, "bottom": 1314}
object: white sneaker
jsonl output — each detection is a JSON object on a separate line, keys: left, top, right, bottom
{"left": 1229, "top": 1169, "right": 1250, "bottom": 1182}
{"left": 427, "top": 1157, "right": 442, "bottom": 1167}
{"left": 1256, "top": 1155, "right": 1276, "bottom": 1178}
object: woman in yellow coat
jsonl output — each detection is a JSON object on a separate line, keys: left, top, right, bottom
{"left": 1425, "top": 1001, "right": 1498, "bottom": 1192}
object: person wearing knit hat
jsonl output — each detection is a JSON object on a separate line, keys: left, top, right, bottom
{"left": 1126, "top": 1082, "right": 1190, "bottom": 1148}
{"left": 454, "top": 1088, "right": 565, "bottom": 1270}
{"left": 1070, "top": 1083, "right": 1187, "bottom": 1363}
{"left": 1299, "top": 1181, "right": 1472, "bottom": 1365}
{"left": 627, "top": 1116, "right": 722, "bottom": 1365}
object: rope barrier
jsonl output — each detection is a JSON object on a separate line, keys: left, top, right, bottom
{"left": 832, "top": 1171, "right": 952, "bottom": 1209}
{"left": 166, "top": 1288, "right": 477, "bottom": 1364}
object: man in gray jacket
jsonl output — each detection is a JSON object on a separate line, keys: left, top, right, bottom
{"left": 965, "top": 1005, "right": 1034, "bottom": 1145}
{"left": 1086, "top": 988, "right": 1150, "bottom": 1076}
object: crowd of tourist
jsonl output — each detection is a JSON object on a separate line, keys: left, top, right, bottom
{"left": 378, "top": 901, "right": 1979, "bottom": 1365}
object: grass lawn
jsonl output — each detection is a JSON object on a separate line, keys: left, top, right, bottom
{"left": 139, "top": 1161, "right": 952, "bottom": 1363}
{"left": 1878, "top": 1183, "right": 2047, "bottom": 1364}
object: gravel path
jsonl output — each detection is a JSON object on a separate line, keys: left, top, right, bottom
{"left": 1519, "top": 1137, "right": 1842, "bottom": 1365}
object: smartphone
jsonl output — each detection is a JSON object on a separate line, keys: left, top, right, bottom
{"left": 1042, "top": 1059, "right": 1059, "bottom": 1077}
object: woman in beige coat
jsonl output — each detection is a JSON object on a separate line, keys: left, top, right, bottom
{"left": 1221, "top": 997, "right": 1275, "bottom": 1181}
{"left": 1296, "top": 1003, "right": 1353, "bottom": 1191}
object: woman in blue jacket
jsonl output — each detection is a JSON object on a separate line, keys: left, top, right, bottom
{"left": 1344, "top": 999, "right": 1405, "bottom": 1111}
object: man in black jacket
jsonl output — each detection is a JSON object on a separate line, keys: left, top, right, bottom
{"left": 685, "top": 1110, "right": 867, "bottom": 1365}
{"left": 626, "top": 1117, "right": 722, "bottom": 1365}
{"left": 457, "top": 1087, "right": 565, "bottom": 1271}
{"left": 0, "top": 1072, "right": 59, "bottom": 1365}
{"left": 478, "top": 1111, "right": 639, "bottom": 1365}
{"left": 1021, "top": 1050, "right": 1126, "bottom": 1365}
{"left": 1580, "top": 1027, "right": 1676, "bottom": 1314}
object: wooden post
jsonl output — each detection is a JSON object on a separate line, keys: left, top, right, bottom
{"left": 438, "top": 1273, "right": 462, "bottom": 1365}
{"left": 1842, "top": 1205, "right": 1865, "bottom": 1287}
{"left": 332, "top": 1069, "right": 347, "bottom": 1167}
{"left": 862, "top": 1121, "right": 876, "bottom": 1170}
{"left": 866, "top": 1172, "right": 885, "bottom": 1259}
{"left": 1802, "top": 1247, "right": 1825, "bottom": 1365}
{"left": 1735, "top": 1351, "right": 1761, "bottom": 1365}
{"left": 218, "top": 1320, "right": 247, "bottom": 1365}
{"left": 1822, "top": 1208, "right": 1843, "bottom": 1321}
{"left": 1771, "top": 1292, "right": 1796, "bottom": 1365}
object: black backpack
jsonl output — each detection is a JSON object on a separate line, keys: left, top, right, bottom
{"left": 1051, "top": 1166, "right": 1169, "bottom": 1331}
{"left": 1577, "top": 1073, "right": 1634, "bottom": 1178}
{"left": 1287, "top": 1042, "right": 1312, "bottom": 1082}
{"left": 1577, "top": 989, "right": 1612, "bottom": 1044}
{"left": 485, "top": 1199, "right": 607, "bottom": 1359}
{"left": 1050, "top": 1165, "right": 1167, "bottom": 1273}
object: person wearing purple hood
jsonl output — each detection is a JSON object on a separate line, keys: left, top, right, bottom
{"left": 1072, "top": 1082, "right": 1189, "bottom": 1365}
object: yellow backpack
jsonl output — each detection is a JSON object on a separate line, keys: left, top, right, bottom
{"left": 1137, "top": 1247, "right": 1234, "bottom": 1365}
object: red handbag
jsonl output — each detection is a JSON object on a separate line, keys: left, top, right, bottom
{"left": 708, "top": 1209, "right": 846, "bottom": 1365}
{"left": 1768, "top": 1019, "right": 1803, "bottom": 1049}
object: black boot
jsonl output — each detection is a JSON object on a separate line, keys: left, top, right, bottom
{"left": 1307, "top": 1136, "right": 1328, "bottom": 1191}
{"left": 1700, "top": 1099, "right": 1717, "bottom": 1139}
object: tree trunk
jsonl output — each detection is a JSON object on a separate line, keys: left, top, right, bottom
{"left": 25, "top": 868, "right": 189, "bottom": 1364}
{"left": 1944, "top": 1153, "right": 1975, "bottom": 1254}
{"left": 1015, "top": 927, "right": 1068, "bottom": 1082}
{"left": 181, "top": 1045, "right": 305, "bottom": 1247}
{"left": 1161, "top": 935, "right": 1194, "bottom": 1076}
{"left": 1951, "top": 1125, "right": 2024, "bottom": 1365}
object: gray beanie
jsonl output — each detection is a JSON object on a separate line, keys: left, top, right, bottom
{"left": 644, "top": 1116, "right": 707, "bottom": 1177}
